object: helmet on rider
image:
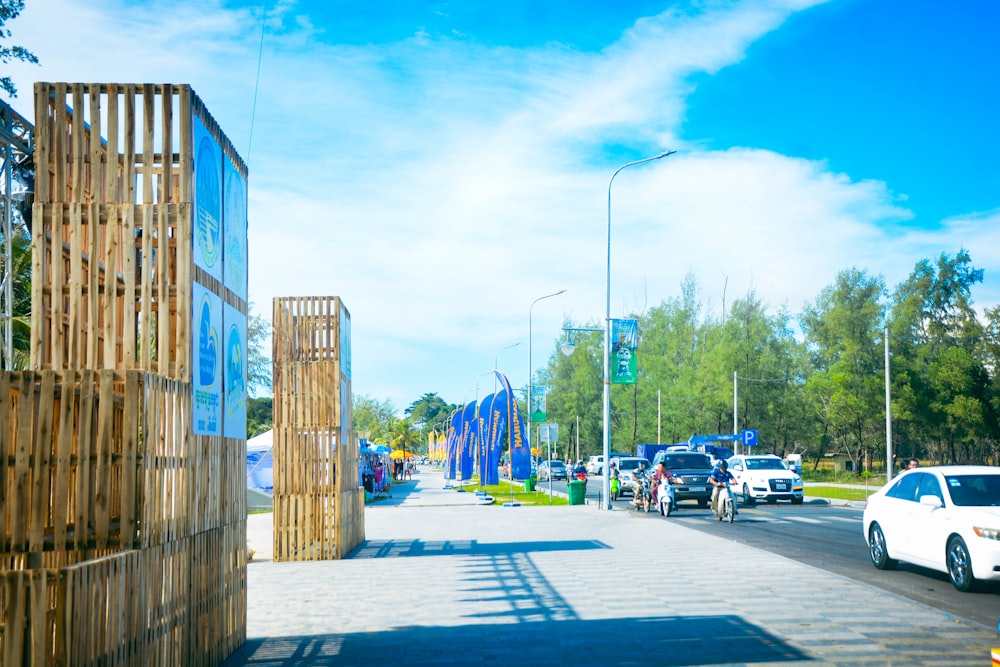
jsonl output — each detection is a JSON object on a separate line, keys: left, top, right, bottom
{"left": 718, "top": 460, "right": 728, "bottom": 471}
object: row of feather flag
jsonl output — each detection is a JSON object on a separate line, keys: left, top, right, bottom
{"left": 427, "top": 370, "right": 532, "bottom": 483}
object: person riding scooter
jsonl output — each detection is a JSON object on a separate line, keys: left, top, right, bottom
{"left": 652, "top": 462, "right": 676, "bottom": 515}
{"left": 709, "top": 460, "right": 737, "bottom": 518}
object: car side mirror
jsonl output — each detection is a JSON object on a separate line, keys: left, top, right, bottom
{"left": 918, "top": 495, "right": 943, "bottom": 509}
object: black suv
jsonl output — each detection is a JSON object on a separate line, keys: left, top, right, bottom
{"left": 651, "top": 451, "right": 714, "bottom": 507}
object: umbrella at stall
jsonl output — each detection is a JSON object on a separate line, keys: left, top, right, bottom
{"left": 389, "top": 449, "right": 413, "bottom": 460}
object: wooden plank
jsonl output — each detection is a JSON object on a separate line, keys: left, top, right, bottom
{"left": 67, "top": 203, "right": 83, "bottom": 368}
{"left": 93, "top": 370, "right": 114, "bottom": 549}
{"left": 33, "top": 83, "right": 51, "bottom": 203}
{"left": 75, "top": 369, "right": 95, "bottom": 551}
{"left": 160, "top": 84, "right": 173, "bottom": 202}
{"left": 70, "top": 83, "right": 85, "bottom": 202}
{"left": 52, "top": 370, "right": 75, "bottom": 552}
{"left": 88, "top": 86, "right": 102, "bottom": 203}
{"left": 52, "top": 83, "right": 68, "bottom": 204}
{"left": 86, "top": 202, "right": 101, "bottom": 368}
{"left": 121, "top": 371, "right": 139, "bottom": 549}
{"left": 2, "top": 571, "right": 26, "bottom": 666}
{"left": 142, "top": 84, "right": 155, "bottom": 205}
{"left": 102, "top": 204, "right": 121, "bottom": 368}
{"left": 11, "top": 373, "right": 33, "bottom": 551}
{"left": 123, "top": 85, "right": 136, "bottom": 204}
{"left": 105, "top": 84, "right": 120, "bottom": 203}
{"left": 122, "top": 205, "right": 137, "bottom": 368}
{"left": 29, "top": 204, "right": 44, "bottom": 368}
{"left": 156, "top": 205, "right": 169, "bottom": 375}
{"left": 29, "top": 372, "right": 55, "bottom": 553}
{"left": 139, "top": 206, "right": 154, "bottom": 371}
{"left": 51, "top": 202, "right": 65, "bottom": 369}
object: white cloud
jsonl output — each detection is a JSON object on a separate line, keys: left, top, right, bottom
{"left": 6, "top": 0, "right": 997, "bottom": 411}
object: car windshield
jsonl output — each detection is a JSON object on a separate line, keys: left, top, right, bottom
{"left": 549, "top": 462, "right": 565, "bottom": 470}
{"left": 617, "top": 459, "right": 643, "bottom": 471}
{"left": 746, "top": 458, "right": 787, "bottom": 471}
{"left": 945, "top": 474, "right": 1000, "bottom": 507}
{"left": 663, "top": 455, "right": 712, "bottom": 470}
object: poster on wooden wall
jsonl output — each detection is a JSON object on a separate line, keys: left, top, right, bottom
{"left": 224, "top": 301, "right": 247, "bottom": 439}
{"left": 193, "top": 281, "right": 223, "bottom": 435}
{"left": 224, "top": 158, "right": 248, "bottom": 300}
{"left": 193, "top": 116, "right": 224, "bottom": 283}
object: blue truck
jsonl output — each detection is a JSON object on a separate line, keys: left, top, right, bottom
{"left": 636, "top": 435, "right": 737, "bottom": 464}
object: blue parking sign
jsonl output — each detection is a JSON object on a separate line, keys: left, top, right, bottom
{"left": 742, "top": 429, "right": 758, "bottom": 447}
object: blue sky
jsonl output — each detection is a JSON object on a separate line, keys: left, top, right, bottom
{"left": 6, "top": 0, "right": 999, "bottom": 414}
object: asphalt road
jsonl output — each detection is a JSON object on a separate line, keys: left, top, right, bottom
{"left": 624, "top": 496, "right": 1000, "bottom": 630}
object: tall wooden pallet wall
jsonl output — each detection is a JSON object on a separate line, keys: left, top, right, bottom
{"left": 0, "top": 370, "right": 246, "bottom": 665}
{"left": 0, "top": 83, "right": 248, "bottom": 665}
{"left": 272, "top": 296, "right": 364, "bottom": 561}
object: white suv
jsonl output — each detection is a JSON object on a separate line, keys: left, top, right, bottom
{"left": 727, "top": 455, "right": 804, "bottom": 505}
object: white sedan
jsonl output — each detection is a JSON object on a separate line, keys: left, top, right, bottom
{"left": 726, "top": 454, "right": 804, "bottom": 505}
{"left": 863, "top": 465, "right": 1000, "bottom": 592}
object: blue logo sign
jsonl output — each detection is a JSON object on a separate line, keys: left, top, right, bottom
{"left": 742, "top": 429, "right": 758, "bottom": 447}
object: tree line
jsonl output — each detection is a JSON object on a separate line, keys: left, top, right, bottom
{"left": 540, "top": 249, "right": 998, "bottom": 474}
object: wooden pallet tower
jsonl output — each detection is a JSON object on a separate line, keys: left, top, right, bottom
{"left": 272, "top": 296, "right": 364, "bottom": 561}
{"left": 0, "top": 83, "right": 248, "bottom": 665}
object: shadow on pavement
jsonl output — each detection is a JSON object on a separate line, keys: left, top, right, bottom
{"left": 222, "top": 615, "right": 810, "bottom": 667}
{"left": 347, "top": 538, "right": 611, "bottom": 558}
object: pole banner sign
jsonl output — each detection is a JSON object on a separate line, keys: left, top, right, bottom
{"left": 445, "top": 408, "right": 462, "bottom": 480}
{"left": 494, "top": 370, "right": 530, "bottom": 480}
{"left": 611, "top": 318, "right": 639, "bottom": 385}
{"left": 530, "top": 385, "right": 547, "bottom": 422}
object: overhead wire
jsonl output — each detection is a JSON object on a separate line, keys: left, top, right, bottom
{"left": 247, "top": 2, "right": 269, "bottom": 164}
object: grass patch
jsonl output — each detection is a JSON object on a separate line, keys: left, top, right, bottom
{"left": 805, "top": 485, "right": 876, "bottom": 502}
{"left": 457, "top": 479, "right": 569, "bottom": 506}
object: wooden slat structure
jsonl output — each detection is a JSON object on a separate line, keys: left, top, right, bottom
{"left": 0, "top": 84, "right": 247, "bottom": 665}
{"left": 272, "top": 296, "right": 364, "bottom": 561}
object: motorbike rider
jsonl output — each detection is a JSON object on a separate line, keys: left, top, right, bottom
{"left": 709, "top": 459, "right": 737, "bottom": 518}
{"left": 632, "top": 460, "right": 650, "bottom": 506}
{"left": 573, "top": 460, "right": 587, "bottom": 481}
{"left": 608, "top": 461, "right": 620, "bottom": 500}
{"left": 652, "top": 461, "right": 675, "bottom": 514}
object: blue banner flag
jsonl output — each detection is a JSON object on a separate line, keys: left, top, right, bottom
{"left": 478, "top": 393, "right": 495, "bottom": 483}
{"left": 445, "top": 408, "right": 462, "bottom": 480}
{"left": 485, "top": 390, "right": 506, "bottom": 485}
{"left": 494, "top": 370, "right": 531, "bottom": 480}
{"left": 459, "top": 401, "right": 476, "bottom": 480}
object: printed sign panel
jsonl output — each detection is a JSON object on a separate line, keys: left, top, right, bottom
{"left": 611, "top": 318, "right": 639, "bottom": 385}
{"left": 193, "top": 281, "right": 223, "bottom": 435}
{"left": 192, "top": 116, "right": 223, "bottom": 282}
{"left": 223, "top": 302, "right": 247, "bottom": 439}
{"left": 223, "top": 159, "right": 248, "bottom": 299}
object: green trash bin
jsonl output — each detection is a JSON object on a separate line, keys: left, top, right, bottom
{"left": 567, "top": 480, "right": 586, "bottom": 505}
{"left": 524, "top": 476, "right": 536, "bottom": 492}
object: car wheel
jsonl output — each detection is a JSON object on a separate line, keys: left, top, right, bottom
{"left": 868, "top": 523, "right": 896, "bottom": 570}
{"left": 791, "top": 496, "right": 803, "bottom": 505}
{"left": 742, "top": 484, "right": 755, "bottom": 506}
{"left": 947, "top": 536, "right": 975, "bottom": 592}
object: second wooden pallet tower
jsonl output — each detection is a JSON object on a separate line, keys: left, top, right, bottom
{"left": 272, "top": 296, "right": 364, "bottom": 561}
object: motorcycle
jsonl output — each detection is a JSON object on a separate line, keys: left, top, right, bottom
{"left": 657, "top": 476, "right": 676, "bottom": 517}
{"left": 715, "top": 482, "right": 736, "bottom": 523}
{"left": 632, "top": 473, "right": 652, "bottom": 513}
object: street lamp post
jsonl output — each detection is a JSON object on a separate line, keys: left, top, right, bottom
{"left": 529, "top": 290, "right": 566, "bottom": 503}
{"left": 602, "top": 150, "right": 675, "bottom": 510}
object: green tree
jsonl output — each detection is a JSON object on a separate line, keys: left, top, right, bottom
{"left": 0, "top": 0, "right": 39, "bottom": 99}
{"left": 247, "top": 305, "right": 271, "bottom": 397}
{"left": 404, "top": 393, "right": 456, "bottom": 437}
{"left": 801, "top": 268, "right": 888, "bottom": 474}
{"left": 889, "top": 250, "right": 988, "bottom": 463}
{"left": 247, "top": 396, "right": 272, "bottom": 437}
{"left": 0, "top": 227, "right": 31, "bottom": 368}
{"left": 353, "top": 394, "right": 398, "bottom": 444}
{"left": 388, "top": 417, "right": 421, "bottom": 456}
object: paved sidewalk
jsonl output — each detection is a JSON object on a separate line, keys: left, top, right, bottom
{"left": 227, "top": 471, "right": 997, "bottom": 667}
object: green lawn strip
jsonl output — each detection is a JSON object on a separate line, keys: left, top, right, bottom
{"left": 804, "top": 485, "right": 877, "bottom": 502}
{"left": 457, "top": 480, "right": 569, "bottom": 506}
